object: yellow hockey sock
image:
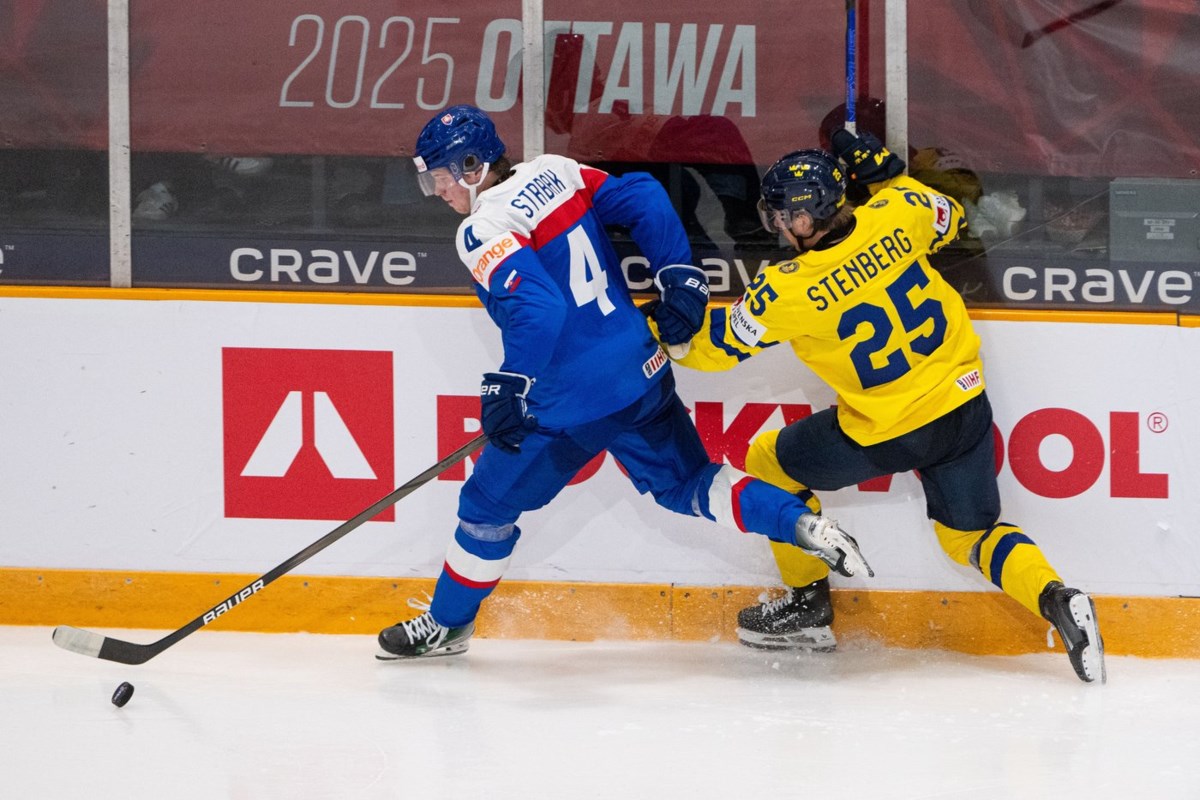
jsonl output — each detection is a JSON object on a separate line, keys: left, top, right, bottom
{"left": 747, "top": 429, "right": 830, "bottom": 587}
{"left": 934, "top": 520, "right": 1061, "bottom": 617}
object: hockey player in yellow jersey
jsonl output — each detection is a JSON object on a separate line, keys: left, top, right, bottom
{"left": 664, "top": 131, "right": 1105, "bottom": 683}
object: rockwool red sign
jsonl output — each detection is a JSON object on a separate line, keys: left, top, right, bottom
{"left": 435, "top": 396, "right": 1170, "bottom": 500}
{"left": 223, "top": 348, "right": 394, "bottom": 521}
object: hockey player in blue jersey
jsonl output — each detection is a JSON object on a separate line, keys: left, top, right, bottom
{"left": 377, "top": 105, "right": 874, "bottom": 659}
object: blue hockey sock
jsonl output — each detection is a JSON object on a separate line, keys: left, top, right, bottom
{"left": 699, "top": 465, "right": 808, "bottom": 544}
{"left": 429, "top": 523, "right": 521, "bottom": 627}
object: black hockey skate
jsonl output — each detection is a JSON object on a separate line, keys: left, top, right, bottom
{"left": 1039, "top": 581, "right": 1106, "bottom": 683}
{"left": 377, "top": 610, "right": 474, "bottom": 660}
{"left": 736, "top": 578, "right": 836, "bottom": 652}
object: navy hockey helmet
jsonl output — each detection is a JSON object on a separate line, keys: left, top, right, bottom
{"left": 757, "top": 149, "right": 847, "bottom": 233}
{"left": 413, "top": 105, "right": 506, "bottom": 196}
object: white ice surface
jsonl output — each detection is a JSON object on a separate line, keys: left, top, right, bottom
{"left": 5, "top": 625, "right": 1199, "bottom": 799}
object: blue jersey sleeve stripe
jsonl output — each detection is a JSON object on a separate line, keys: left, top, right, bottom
{"left": 709, "top": 308, "right": 754, "bottom": 362}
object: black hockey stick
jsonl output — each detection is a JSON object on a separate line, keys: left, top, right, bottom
{"left": 1020, "top": 0, "right": 1125, "bottom": 48}
{"left": 844, "top": 0, "right": 857, "bottom": 135}
{"left": 51, "top": 432, "right": 488, "bottom": 665}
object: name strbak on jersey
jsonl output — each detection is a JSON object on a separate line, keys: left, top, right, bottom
{"left": 509, "top": 169, "right": 570, "bottom": 219}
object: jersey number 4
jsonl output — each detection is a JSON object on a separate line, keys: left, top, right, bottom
{"left": 838, "top": 261, "right": 947, "bottom": 389}
{"left": 567, "top": 226, "right": 615, "bottom": 315}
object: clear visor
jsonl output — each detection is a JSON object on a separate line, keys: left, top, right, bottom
{"left": 416, "top": 166, "right": 459, "bottom": 197}
{"left": 757, "top": 199, "right": 793, "bottom": 234}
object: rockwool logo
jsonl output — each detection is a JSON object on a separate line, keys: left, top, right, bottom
{"left": 434, "top": 396, "right": 1171, "bottom": 500}
{"left": 223, "top": 348, "right": 394, "bottom": 521}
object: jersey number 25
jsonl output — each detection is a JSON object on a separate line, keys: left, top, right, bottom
{"left": 838, "top": 261, "right": 947, "bottom": 389}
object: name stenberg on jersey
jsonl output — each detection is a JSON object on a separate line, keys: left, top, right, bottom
{"left": 807, "top": 228, "right": 913, "bottom": 311}
{"left": 510, "top": 169, "right": 569, "bottom": 218}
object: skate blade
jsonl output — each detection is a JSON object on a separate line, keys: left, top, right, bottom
{"left": 1069, "top": 593, "right": 1106, "bottom": 684}
{"left": 737, "top": 626, "right": 837, "bottom": 653}
{"left": 375, "top": 641, "right": 471, "bottom": 661}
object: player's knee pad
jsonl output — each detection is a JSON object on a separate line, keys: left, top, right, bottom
{"left": 933, "top": 520, "right": 983, "bottom": 567}
{"left": 457, "top": 476, "right": 522, "bottom": 527}
{"left": 746, "top": 430, "right": 820, "bottom": 513}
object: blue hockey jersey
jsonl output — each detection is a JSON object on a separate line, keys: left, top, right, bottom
{"left": 454, "top": 154, "right": 692, "bottom": 429}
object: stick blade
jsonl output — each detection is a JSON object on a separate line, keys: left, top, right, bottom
{"left": 52, "top": 625, "right": 157, "bottom": 665}
{"left": 52, "top": 625, "right": 106, "bottom": 658}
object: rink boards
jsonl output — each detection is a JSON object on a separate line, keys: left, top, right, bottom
{"left": 1, "top": 290, "right": 1198, "bottom": 657}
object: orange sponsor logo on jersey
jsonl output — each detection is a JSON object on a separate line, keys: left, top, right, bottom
{"left": 473, "top": 236, "right": 521, "bottom": 284}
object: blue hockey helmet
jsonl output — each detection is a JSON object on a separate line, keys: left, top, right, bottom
{"left": 757, "top": 149, "right": 847, "bottom": 233}
{"left": 413, "top": 105, "right": 506, "bottom": 196}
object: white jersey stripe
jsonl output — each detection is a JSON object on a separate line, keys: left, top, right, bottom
{"left": 444, "top": 537, "right": 513, "bottom": 585}
{"left": 707, "top": 465, "right": 751, "bottom": 531}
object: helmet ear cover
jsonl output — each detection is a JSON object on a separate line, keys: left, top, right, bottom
{"left": 758, "top": 149, "right": 847, "bottom": 232}
{"left": 413, "top": 105, "right": 505, "bottom": 196}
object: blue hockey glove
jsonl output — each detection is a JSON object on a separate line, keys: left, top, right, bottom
{"left": 653, "top": 264, "right": 709, "bottom": 346}
{"left": 480, "top": 372, "right": 538, "bottom": 454}
{"left": 830, "top": 130, "right": 905, "bottom": 185}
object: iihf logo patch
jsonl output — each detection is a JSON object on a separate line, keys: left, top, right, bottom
{"left": 955, "top": 369, "right": 982, "bottom": 391}
{"left": 642, "top": 347, "right": 668, "bottom": 378}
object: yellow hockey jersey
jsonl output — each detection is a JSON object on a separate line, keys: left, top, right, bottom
{"left": 676, "top": 176, "right": 984, "bottom": 445}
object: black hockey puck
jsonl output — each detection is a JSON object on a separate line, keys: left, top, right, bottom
{"left": 111, "top": 681, "right": 135, "bottom": 707}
